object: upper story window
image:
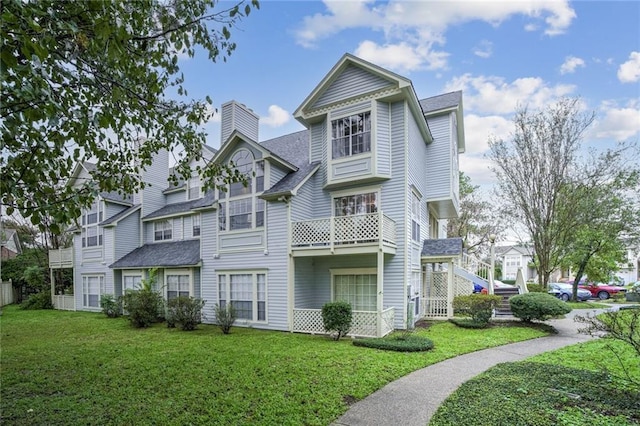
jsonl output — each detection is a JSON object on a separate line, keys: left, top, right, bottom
{"left": 154, "top": 220, "right": 172, "bottom": 241}
{"left": 81, "top": 200, "right": 103, "bottom": 247}
{"left": 192, "top": 214, "right": 201, "bottom": 237}
{"left": 505, "top": 255, "right": 521, "bottom": 267}
{"left": 411, "top": 192, "right": 421, "bottom": 242}
{"left": 188, "top": 175, "right": 201, "bottom": 200}
{"left": 331, "top": 112, "right": 371, "bottom": 159}
{"left": 218, "top": 149, "right": 265, "bottom": 232}
{"left": 334, "top": 192, "right": 377, "bottom": 217}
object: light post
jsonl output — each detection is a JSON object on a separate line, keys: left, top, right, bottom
{"left": 489, "top": 234, "right": 496, "bottom": 295}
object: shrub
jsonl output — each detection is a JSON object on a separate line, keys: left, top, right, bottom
{"left": 121, "top": 289, "right": 164, "bottom": 328}
{"left": 213, "top": 303, "right": 236, "bottom": 334}
{"left": 166, "top": 296, "right": 206, "bottom": 331}
{"left": 100, "top": 294, "right": 121, "bottom": 318}
{"left": 453, "top": 294, "right": 501, "bottom": 326}
{"left": 526, "top": 283, "right": 545, "bottom": 293}
{"left": 19, "top": 292, "right": 53, "bottom": 310}
{"left": 353, "top": 334, "right": 434, "bottom": 352}
{"left": 322, "top": 301, "right": 352, "bottom": 340}
{"left": 510, "top": 292, "right": 571, "bottom": 322}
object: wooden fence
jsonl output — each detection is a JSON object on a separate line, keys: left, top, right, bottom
{"left": 1, "top": 280, "right": 15, "bottom": 307}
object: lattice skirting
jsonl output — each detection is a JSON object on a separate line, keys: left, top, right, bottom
{"left": 292, "top": 308, "right": 395, "bottom": 338}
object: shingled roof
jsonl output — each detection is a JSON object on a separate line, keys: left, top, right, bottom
{"left": 100, "top": 204, "right": 141, "bottom": 227}
{"left": 142, "top": 191, "right": 216, "bottom": 220}
{"left": 110, "top": 239, "right": 201, "bottom": 269}
{"left": 260, "top": 130, "right": 309, "bottom": 168}
{"left": 419, "top": 91, "right": 462, "bottom": 114}
{"left": 421, "top": 238, "right": 463, "bottom": 259}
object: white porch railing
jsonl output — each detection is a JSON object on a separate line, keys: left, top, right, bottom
{"left": 292, "top": 307, "right": 395, "bottom": 338}
{"left": 49, "top": 248, "right": 73, "bottom": 269}
{"left": 291, "top": 212, "right": 396, "bottom": 250}
{"left": 458, "top": 252, "right": 491, "bottom": 280}
{"left": 421, "top": 271, "right": 473, "bottom": 319}
{"left": 53, "top": 295, "right": 75, "bottom": 311}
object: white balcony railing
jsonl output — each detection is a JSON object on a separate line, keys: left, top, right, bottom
{"left": 49, "top": 248, "right": 73, "bottom": 269}
{"left": 292, "top": 307, "right": 395, "bottom": 338}
{"left": 291, "top": 212, "right": 396, "bottom": 250}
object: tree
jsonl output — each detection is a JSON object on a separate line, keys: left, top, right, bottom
{"left": 447, "top": 171, "right": 504, "bottom": 254}
{"left": 559, "top": 150, "right": 640, "bottom": 299}
{"left": 488, "top": 98, "right": 596, "bottom": 288}
{"left": 1, "top": 0, "right": 259, "bottom": 232}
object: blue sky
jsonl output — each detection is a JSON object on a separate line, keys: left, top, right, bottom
{"left": 178, "top": 0, "right": 640, "bottom": 187}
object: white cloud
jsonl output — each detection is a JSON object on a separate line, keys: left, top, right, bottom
{"left": 355, "top": 40, "right": 447, "bottom": 72}
{"left": 295, "top": 1, "right": 575, "bottom": 71}
{"left": 459, "top": 155, "right": 497, "bottom": 186}
{"left": 444, "top": 74, "right": 576, "bottom": 115}
{"left": 618, "top": 51, "right": 640, "bottom": 83}
{"left": 472, "top": 40, "right": 493, "bottom": 59}
{"left": 560, "top": 56, "right": 585, "bottom": 74}
{"left": 592, "top": 101, "right": 640, "bottom": 140}
{"left": 464, "top": 114, "right": 513, "bottom": 154}
{"left": 261, "top": 105, "right": 290, "bottom": 127}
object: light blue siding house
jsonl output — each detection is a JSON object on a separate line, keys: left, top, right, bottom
{"left": 51, "top": 54, "right": 467, "bottom": 337}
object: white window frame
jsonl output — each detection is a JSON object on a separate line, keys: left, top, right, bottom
{"left": 81, "top": 199, "right": 103, "bottom": 248}
{"left": 164, "top": 269, "right": 192, "bottom": 300}
{"left": 331, "top": 186, "right": 380, "bottom": 217}
{"left": 123, "top": 271, "right": 143, "bottom": 293}
{"left": 188, "top": 175, "right": 201, "bottom": 200}
{"left": 82, "top": 274, "right": 104, "bottom": 308}
{"left": 218, "top": 149, "right": 266, "bottom": 233}
{"left": 154, "top": 220, "right": 172, "bottom": 241}
{"left": 331, "top": 111, "right": 372, "bottom": 159}
{"left": 192, "top": 214, "right": 201, "bottom": 237}
{"left": 330, "top": 268, "right": 378, "bottom": 312}
{"left": 411, "top": 190, "right": 421, "bottom": 243}
{"left": 217, "top": 271, "right": 267, "bottom": 322}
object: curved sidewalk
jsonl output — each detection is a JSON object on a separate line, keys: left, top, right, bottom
{"left": 333, "top": 308, "right": 603, "bottom": 426}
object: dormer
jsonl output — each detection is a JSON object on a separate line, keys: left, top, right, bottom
{"left": 294, "top": 54, "right": 432, "bottom": 189}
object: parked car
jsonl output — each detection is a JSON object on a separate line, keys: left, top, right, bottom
{"left": 578, "top": 282, "right": 627, "bottom": 300}
{"left": 548, "top": 283, "right": 592, "bottom": 302}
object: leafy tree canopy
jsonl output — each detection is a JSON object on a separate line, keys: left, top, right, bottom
{"left": 1, "top": 0, "right": 259, "bottom": 232}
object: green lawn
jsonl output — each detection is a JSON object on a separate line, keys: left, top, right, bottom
{"left": 430, "top": 327, "right": 640, "bottom": 425}
{"left": 1, "top": 306, "right": 549, "bottom": 425}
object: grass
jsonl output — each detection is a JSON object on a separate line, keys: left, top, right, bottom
{"left": 430, "top": 325, "right": 640, "bottom": 425}
{"left": 1, "top": 306, "right": 550, "bottom": 425}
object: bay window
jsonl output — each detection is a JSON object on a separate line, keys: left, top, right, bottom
{"left": 331, "top": 112, "right": 371, "bottom": 159}
{"left": 81, "top": 200, "right": 103, "bottom": 247}
{"left": 334, "top": 192, "right": 377, "bottom": 216}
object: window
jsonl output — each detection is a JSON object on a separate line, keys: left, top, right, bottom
{"left": 192, "top": 214, "right": 201, "bottom": 237}
{"left": 81, "top": 200, "right": 103, "bottom": 247}
{"left": 188, "top": 175, "right": 201, "bottom": 200}
{"left": 123, "top": 274, "right": 142, "bottom": 292}
{"left": 166, "top": 273, "right": 190, "bottom": 300}
{"left": 331, "top": 112, "right": 371, "bottom": 159}
{"left": 218, "top": 149, "right": 266, "bottom": 232}
{"left": 154, "top": 220, "right": 172, "bottom": 241}
{"left": 218, "top": 272, "right": 266, "bottom": 321}
{"left": 411, "top": 192, "right": 421, "bottom": 242}
{"left": 82, "top": 275, "right": 104, "bottom": 308}
{"left": 334, "top": 192, "right": 377, "bottom": 216}
{"left": 333, "top": 272, "right": 377, "bottom": 311}
{"left": 505, "top": 256, "right": 521, "bottom": 267}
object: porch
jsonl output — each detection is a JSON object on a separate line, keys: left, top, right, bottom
{"left": 52, "top": 295, "right": 75, "bottom": 311}
{"left": 291, "top": 212, "right": 396, "bottom": 256}
{"left": 49, "top": 247, "right": 73, "bottom": 269}
{"left": 292, "top": 307, "right": 395, "bottom": 338}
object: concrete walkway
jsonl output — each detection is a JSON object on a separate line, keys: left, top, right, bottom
{"left": 333, "top": 308, "right": 605, "bottom": 426}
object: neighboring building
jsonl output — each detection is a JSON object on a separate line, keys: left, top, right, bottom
{"left": 612, "top": 248, "right": 640, "bottom": 285}
{"left": 50, "top": 54, "right": 467, "bottom": 336}
{"left": 497, "top": 245, "right": 537, "bottom": 282}
{"left": 1, "top": 228, "right": 22, "bottom": 260}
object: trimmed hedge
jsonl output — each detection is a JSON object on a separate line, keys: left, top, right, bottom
{"left": 453, "top": 294, "right": 501, "bottom": 326}
{"left": 510, "top": 292, "right": 571, "bottom": 322}
{"left": 322, "top": 301, "right": 352, "bottom": 340}
{"left": 353, "top": 334, "right": 434, "bottom": 352}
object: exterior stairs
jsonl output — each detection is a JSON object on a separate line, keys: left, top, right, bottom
{"left": 493, "top": 287, "right": 520, "bottom": 316}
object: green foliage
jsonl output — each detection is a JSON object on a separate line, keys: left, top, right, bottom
{"left": 100, "top": 294, "right": 121, "bottom": 318}
{"left": 166, "top": 296, "right": 206, "bottom": 331}
{"left": 353, "top": 334, "right": 434, "bottom": 352}
{"left": 449, "top": 318, "right": 490, "bottom": 329}
{"left": 322, "top": 301, "right": 353, "bottom": 340}
{"left": 20, "top": 291, "right": 53, "bottom": 310}
{"left": 510, "top": 292, "right": 572, "bottom": 322}
{"left": 526, "top": 283, "right": 545, "bottom": 293}
{"left": 1, "top": 248, "right": 47, "bottom": 286}
{"left": 575, "top": 308, "right": 640, "bottom": 358}
{"left": 453, "top": 294, "right": 501, "bottom": 326}
{"left": 121, "top": 281, "right": 164, "bottom": 328}
{"left": 430, "top": 361, "right": 639, "bottom": 426}
{"left": 1, "top": 0, "right": 260, "bottom": 229}
{"left": 22, "top": 265, "right": 45, "bottom": 292}
{"left": 213, "top": 303, "right": 236, "bottom": 334}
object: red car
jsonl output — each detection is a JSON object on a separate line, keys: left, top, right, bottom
{"left": 578, "top": 282, "right": 627, "bottom": 300}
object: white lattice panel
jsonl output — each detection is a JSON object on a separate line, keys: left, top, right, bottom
{"left": 380, "top": 308, "right": 395, "bottom": 336}
{"left": 423, "top": 298, "right": 448, "bottom": 318}
{"left": 454, "top": 275, "right": 473, "bottom": 296}
{"left": 292, "top": 219, "right": 330, "bottom": 247}
{"left": 350, "top": 310, "right": 377, "bottom": 337}
{"left": 293, "top": 309, "right": 325, "bottom": 333}
{"left": 334, "top": 214, "right": 379, "bottom": 243}
{"left": 431, "top": 272, "right": 448, "bottom": 298}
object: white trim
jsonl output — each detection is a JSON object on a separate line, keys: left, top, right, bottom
{"left": 164, "top": 268, "right": 193, "bottom": 299}
{"left": 217, "top": 270, "right": 268, "bottom": 323}
{"left": 330, "top": 185, "right": 381, "bottom": 200}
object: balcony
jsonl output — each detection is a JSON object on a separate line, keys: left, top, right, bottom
{"left": 290, "top": 212, "right": 396, "bottom": 256}
{"left": 49, "top": 247, "right": 73, "bottom": 269}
